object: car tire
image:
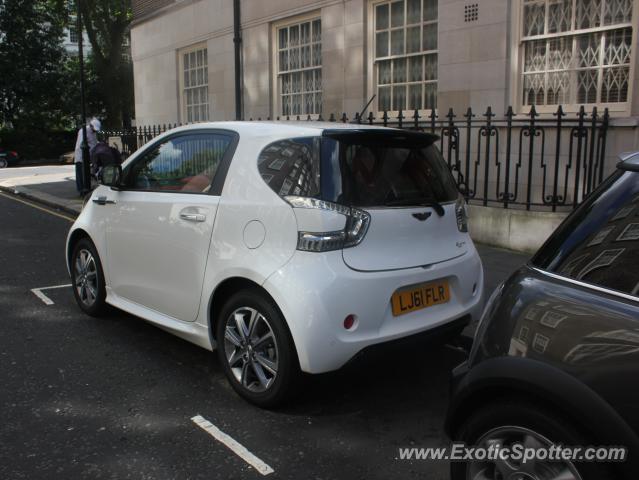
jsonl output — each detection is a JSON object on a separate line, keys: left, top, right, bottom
{"left": 0, "top": 158, "right": 7, "bottom": 168}
{"left": 451, "top": 400, "right": 615, "bottom": 480}
{"left": 216, "top": 289, "right": 299, "bottom": 408}
{"left": 70, "top": 237, "right": 108, "bottom": 317}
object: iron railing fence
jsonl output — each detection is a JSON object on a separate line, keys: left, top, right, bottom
{"left": 101, "top": 105, "right": 614, "bottom": 212}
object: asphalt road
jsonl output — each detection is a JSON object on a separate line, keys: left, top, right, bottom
{"left": 0, "top": 192, "right": 528, "bottom": 480}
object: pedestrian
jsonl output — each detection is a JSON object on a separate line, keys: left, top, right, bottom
{"left": 74, "top": 118, "right": 101, "bottom": 194}
{"left": 90, "top": 140, "right": 122, "bottom": 179}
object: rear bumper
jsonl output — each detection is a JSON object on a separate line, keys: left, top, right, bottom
{"left": 263, "top": 246, "right": 484, "bottom": 373}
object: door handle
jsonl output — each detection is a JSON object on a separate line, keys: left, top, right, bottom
{"left": 92, "top": 196, "right": 116, "bottom": 205}
{"left": 180, "top": 212, "right": 206, "bottom": 222}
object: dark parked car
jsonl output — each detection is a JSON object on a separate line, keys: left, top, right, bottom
{"left": 0, "top": 147, "right": 20, "bottom": 168}
{"left": 446, "top": 152, "right": 639, "bottom": 480}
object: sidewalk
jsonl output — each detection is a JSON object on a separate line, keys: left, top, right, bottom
{"left": 0, "top": 165, "right": 83, "bottom": 214}
{"left": 0, "top": 164, "right": 530, "bottom": 337}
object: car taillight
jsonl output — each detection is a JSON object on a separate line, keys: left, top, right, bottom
{"left": 9, "top": 151, "right": 18, "bottom": 157}
{"left": 455, "top": 194, "right": 468, "bottom": 233}
{"left": 284, "top": 196, "right": 371, "bottom": 252}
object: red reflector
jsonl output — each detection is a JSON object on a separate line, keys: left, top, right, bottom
{"left": 343, "top": 314, "right": 356, "bottom": 330}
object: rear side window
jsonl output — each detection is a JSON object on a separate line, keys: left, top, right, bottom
{"left": 258, "top": 137, "right": 320, "bottom": 197}
{"left": 532, "top": 170, "right": 639, "bottom": 298}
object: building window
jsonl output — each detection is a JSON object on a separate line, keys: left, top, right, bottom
{"left": 532, "top": 333, "right": 550, "bottom": 353}
{"left": 276, "top": 19, "right": 322, "bottom": 117}
{"left": 617, "top": 223, "right": 639, "bottom": 241}
{"left": 182, "top": 47, "right": 209, "bottom": 123}
{"left": 374, "top": 0, "right": 438, "bottom": 112}
{"left": 69, "top": 28, "right": 78, "bottom": 44}
{"left": 521, "top": 0, "right": 634, "bottom": 107}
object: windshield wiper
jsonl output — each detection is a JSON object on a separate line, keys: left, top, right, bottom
{"left": 384, "top": 198, "right": 445, "bottom": 216}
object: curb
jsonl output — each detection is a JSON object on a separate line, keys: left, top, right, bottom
{"left": 0, "top": 185, "right": 80, "bottom": 218}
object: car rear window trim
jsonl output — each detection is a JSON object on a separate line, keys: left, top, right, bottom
{"left": 362, "top": 199, "right": 457, "bottom": 211}
{"left": 530, "top": 266, "right": 639, "bottom": 304}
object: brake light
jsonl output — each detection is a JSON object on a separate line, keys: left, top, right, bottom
{"left": 284, "top": 196, "right": 371, "bottom": 252}
{"left": 9, "top": 151, "right": 17, "bottom": 157}
{"left": 455, "top": 194, "right": 469, "bottom": 233}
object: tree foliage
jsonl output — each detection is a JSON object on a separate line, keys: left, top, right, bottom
{"left": 0, "top": 0, "right": 70, "bottom": 129}
{"left": 79, "top": 0, "right": 133, "bottom": 128}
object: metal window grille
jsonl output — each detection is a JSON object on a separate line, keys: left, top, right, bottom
{"left": 277, "top": 19, "right": 322, "bottom": 117}
{"left": 521, "top": 0, "right": 634, "bottom": 106}
{"left": 374, "top": 0, "right": 438, "bottom": 112}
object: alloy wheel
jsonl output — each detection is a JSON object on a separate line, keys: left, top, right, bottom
{"left": 74, "top": 248, "right": 98, "bottom": 307}
{"left": 467, "top": 426, "right": 583, "bottom": 480}
{"left": 223, "top": 307, "right": 279, "bottom": 393}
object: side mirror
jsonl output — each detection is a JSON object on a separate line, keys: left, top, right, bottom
{"left": 99, "top": 164, "right": 122, "bottom": 189}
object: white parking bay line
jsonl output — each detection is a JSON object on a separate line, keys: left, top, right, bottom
{"left": 31, "top": 284, "right": 72, "bottom": 305}
{"left": 191, "top": 415, "right": 274, "bottom": 476}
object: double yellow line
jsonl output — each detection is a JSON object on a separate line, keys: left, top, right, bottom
{"left": 0, "top": 191, "right": 76, "bottom": 222}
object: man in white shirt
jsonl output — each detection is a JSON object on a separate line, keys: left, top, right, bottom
{"left": 74, "top": 118, "right": 101, "bottom": 194}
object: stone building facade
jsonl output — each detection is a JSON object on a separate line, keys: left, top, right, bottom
{"left": 131, "top": 0, "right": 639, "bottom": 127}
{"left": 129, "top": 0, "right": 639, "bottom": 252}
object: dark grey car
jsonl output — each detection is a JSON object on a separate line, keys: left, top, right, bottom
{"left": 446, "top": 152, "right": 639, "bottom": 480}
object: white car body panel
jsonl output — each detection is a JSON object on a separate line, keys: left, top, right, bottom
{"left": 342, "top": 203, "right": 468, "bottom": 271}
{"left": 67, "top": 121, "right": 484, "bottom": 374}
{"left": 103, "top": 190, "right": 219, "bottom": 322}
{"left": 264, "top": 244, "right": 483, "bottom": 373}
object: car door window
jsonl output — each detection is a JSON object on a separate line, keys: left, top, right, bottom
{"left": 532, "top": 170, "right": 639, "bottom": 298}
{"left": 127, "top": 133, "right": 231, "bottom": 193}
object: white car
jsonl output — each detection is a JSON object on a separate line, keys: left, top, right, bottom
{"left": 66, "top": 122, "right": 484, "bottom": 407}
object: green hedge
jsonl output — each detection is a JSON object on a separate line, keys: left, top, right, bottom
{"left": 0, "top": 129, "right": 77, "bottom": 160}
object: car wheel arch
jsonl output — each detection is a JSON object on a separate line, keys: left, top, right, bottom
{"left": 67, "top": 229, "right": 93, "bottom": 270}
{"left": 207, "top": 277, "right": 301, "bottom": 363}
{"left": 446, "top": 356, "right": 639, "bottom": 474}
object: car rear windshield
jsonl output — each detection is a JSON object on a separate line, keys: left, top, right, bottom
{"left": 257, "top": 130, "right": 458, "bottom": 207}
{"left": 320, "top": 130, "right": 459, "bottom": 207}
{"left": 532, "top": 169, "right": 639, "bottom": 298}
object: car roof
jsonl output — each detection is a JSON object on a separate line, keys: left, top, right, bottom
{"left": 156, "top": 121, "right": 415, "bottom": 137}
{"left": 617, "top": 151, "right": 639, "bottom": 172}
